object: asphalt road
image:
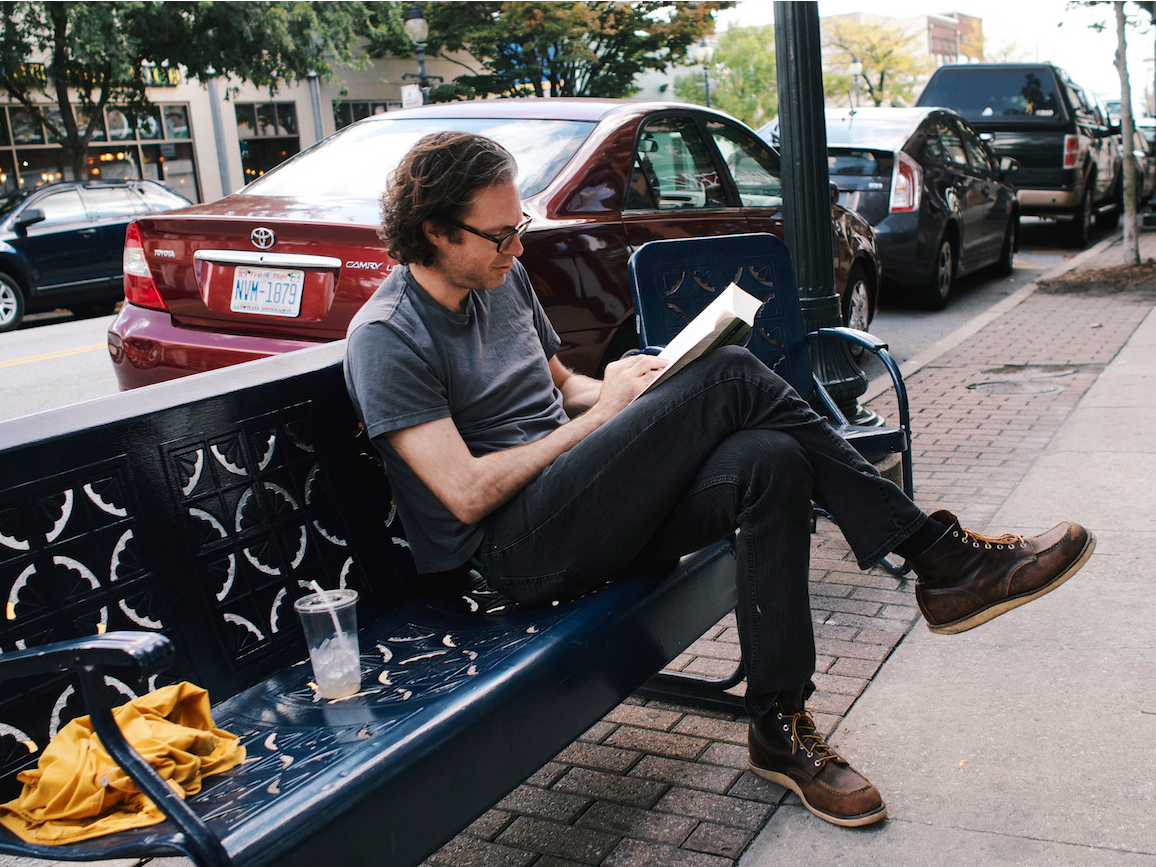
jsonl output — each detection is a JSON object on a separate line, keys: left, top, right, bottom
{"left": 0, "top": 217, "right": 1114, "bottom": 425}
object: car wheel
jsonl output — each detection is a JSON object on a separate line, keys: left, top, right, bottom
{"left": 920, "top": 236, "right": 954, "bottom": 311}
{"left": 1066, "top": 184, "right": 1094, "bottom": 248}
{"left": 0, "top": 274, "right": 25, "bottom": 332}
{"left": 994, "top": 214, "right": 1018, "bottom": 277}
{"left": 841, "top": 263, "right": 872, "bottom": 360}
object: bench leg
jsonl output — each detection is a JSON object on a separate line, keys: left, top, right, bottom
{"left": 635, "top": 663, "right": 747, "bottom": 714}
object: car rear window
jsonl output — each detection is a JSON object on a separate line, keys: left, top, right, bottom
{"left": 243, "top": 117, "right": 597, "bottom": 201}
{"left": 919, "top": 69, "right": 1068, "bottom": 123}
{"left": 828, "top": 150, "right": 882, "bottom": 176}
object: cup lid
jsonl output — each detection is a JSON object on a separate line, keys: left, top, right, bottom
{"left": 293, "top": 588, "right": 359, "bottom": 612}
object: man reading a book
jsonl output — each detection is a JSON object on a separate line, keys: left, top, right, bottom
{"left": 344, "top": 132, "right": 1094, "bottom": 828}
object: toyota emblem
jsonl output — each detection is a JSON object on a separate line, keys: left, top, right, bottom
{"left": 250, "top": 227, "right": 276, "bottom": 249}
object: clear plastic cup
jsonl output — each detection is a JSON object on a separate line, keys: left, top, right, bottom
{"left": 294, "top": 589, "right": 361, "bottom": 699}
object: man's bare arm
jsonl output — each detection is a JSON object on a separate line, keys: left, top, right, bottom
{"left": 387, "top": 354, "right": 667, "bottom": 525}
{"left": 550, "top": 355, "right": 602, "bottom": 416}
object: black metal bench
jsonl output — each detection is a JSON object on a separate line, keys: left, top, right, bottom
{"left": 0, "top": 341, "right": 738, "bottom": 867}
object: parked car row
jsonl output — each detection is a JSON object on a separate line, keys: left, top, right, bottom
{"left": 0, "top": 180, "right": 191, "bottom": 332}
{"left": 916, "top": 62, "right": 1123, "bottom": 249}
{"left": 107, "top": 99, "right": 882, "bottom": 389}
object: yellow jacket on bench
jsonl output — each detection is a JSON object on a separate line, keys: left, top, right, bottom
{"left": 0, "top": 682, "right": 244, "bottom": 844}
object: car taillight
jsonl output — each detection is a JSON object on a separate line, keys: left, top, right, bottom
{"left": 1063, "top": 134, "right": 1079, "bottom": 169}
{"left": 889, "top": 151, "right": 922, "bottom": 213}
{"left": 122, "top": 221, "right": 167, "bottom": 311}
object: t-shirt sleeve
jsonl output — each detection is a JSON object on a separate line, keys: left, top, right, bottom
{"left": 345, "top": 319, "right": 452, "bottom": 439}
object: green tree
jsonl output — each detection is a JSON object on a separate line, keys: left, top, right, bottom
{"left": 673, "top": 25, "right": 776, "bottom": 128}
{"left": 821, "top": 14, "right": 931, "bottom": 108}
{"left": 0, "top": 1, "right": 369, "bottom": 182}
{"left": 364, "top": 1, "right": 731, "bottom": 99}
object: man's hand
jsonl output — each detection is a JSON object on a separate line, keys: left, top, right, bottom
{"left": 588, "top": 354, "right": 669, "bottom": 422}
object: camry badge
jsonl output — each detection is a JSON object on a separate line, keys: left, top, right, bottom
{"left": 250, "top": 227, "right": 276, "bottom": 249}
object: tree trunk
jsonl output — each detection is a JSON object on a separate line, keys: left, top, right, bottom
{"left": 1116, "top": 1, "right": 1139, "bottom": 265}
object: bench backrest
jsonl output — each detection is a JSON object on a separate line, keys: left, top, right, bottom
{"left": 0, "top": 342, "right": 412, "bottom": 798}
{"left": 627, "top": 232, "right": 814, "bottom": 401}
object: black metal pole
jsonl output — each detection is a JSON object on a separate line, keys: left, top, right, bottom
{"left": 773, "top": 1, "right": 871, "bottom": 422}
{"left": 416, "top": 44, "right": 429, "bottom": 104}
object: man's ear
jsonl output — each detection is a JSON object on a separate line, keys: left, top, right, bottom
{"left": 421, "top": 218, "right": 444, "bottom": 243}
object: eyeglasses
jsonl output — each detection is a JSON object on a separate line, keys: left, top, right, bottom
{"left": 444, "top": 213, "right": 532, "bottom": 253}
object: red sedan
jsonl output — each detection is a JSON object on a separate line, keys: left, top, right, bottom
{"left": 108, "top": 99, "right": 881, "bottom": 388}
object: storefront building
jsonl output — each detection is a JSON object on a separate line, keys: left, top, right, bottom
{"left": 0, "top": 51, "right": 457, "bottom": 204}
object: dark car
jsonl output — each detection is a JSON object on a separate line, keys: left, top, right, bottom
{"left": 107, "top": 99, "right": 882, "bottom": 389}
{"left": 916, "top": 63, "right": 1122, "bottom": 248}
{"left": 820, "top": 106, "right": 1020, "bottom": 310}
{"left": 0, "top": 179, "right": 191, "bottom": 332}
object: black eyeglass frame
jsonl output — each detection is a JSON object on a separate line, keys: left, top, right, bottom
{"left": 443, "top": 213, "right": 532, "bottom": 252}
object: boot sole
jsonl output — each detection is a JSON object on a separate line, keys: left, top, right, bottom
{"left": 927, "top": 531, "right": 1096, "bottom": 635}
{"left": 748, "top": 764, "right": 888, "bottom": 828}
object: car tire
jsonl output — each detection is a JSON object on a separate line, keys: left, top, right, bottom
{"left": 919, "top": 236, "right": 955, "bottom": 311}
{"left": 1066, "top": 183, "right": 1094, "bottom": 248}
{"left": 994, "top": 214, "right": 1018, "bottom": 277}
{"left": 0, "top": 274, "right": 25, "bottom": 333}
{"left": 841, "top": 263, "right": 872, "bottom": 361}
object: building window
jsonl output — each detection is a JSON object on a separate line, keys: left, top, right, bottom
{"left": 332, "top": 100, "right": 399, "bottom": 131}
{"left": 235, "top": 102, "right": 299, "bottom": 182}
{"left": 0, "top": 102, "right": 201, "bottom": 199}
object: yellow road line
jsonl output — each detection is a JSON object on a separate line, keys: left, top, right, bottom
{"left": 0, "top": 343, "right": 106, "bottom": 369}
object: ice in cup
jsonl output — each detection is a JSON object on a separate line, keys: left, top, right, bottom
{"left": 294, "top": 589, "right": 361, "bottom": 699}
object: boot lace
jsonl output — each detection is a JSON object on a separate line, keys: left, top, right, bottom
{"left": 778, "top": 708, "right": 841, "bottom": 769}
{"left": 955, "top": 524, "right": 1027, "bottom": 551}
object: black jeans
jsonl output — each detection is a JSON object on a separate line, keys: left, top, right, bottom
{"left": 477, "top": 346, "right": 926, "bottom": 717}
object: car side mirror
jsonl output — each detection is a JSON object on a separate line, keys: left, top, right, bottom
{"left": 1109, "top": 121, "right": 1122, "bottom": 135}
{"left": 829, "top": 180, "right": 840, "bottom": 206}
{"left": 14, "top": 208, "right": 45, "bottom": 232}
{"left": 999, "top": 157, "right": 1020, "bottom": 177}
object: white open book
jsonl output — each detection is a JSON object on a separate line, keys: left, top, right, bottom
{"left": 641, "top": 282, "right": 763, "bottom": 393}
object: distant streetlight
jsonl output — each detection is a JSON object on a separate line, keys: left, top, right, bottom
{"left": 848, "top": 61, "right": 863, "bottom": 108}
{"left": 688, "top": 38, "right": 715, "bottom": 107}
{"left": 401, "top": 3, "right": 442, "bottom": 105}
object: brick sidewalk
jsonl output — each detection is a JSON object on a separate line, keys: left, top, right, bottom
{"left": 425, "top": 284, "right": 1155, "bottom": 867}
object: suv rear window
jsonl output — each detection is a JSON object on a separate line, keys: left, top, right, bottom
{"left": 920, "top": 69, "right": 1068, "bottom": 124}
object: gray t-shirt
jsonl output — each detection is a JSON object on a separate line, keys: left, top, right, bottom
{"left": 344, "top": 261, "right": 566, "bottom": 572}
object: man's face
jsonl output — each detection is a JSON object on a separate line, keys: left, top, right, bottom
{"left": 428, "top": 180, "right": 525, "bottom": 293}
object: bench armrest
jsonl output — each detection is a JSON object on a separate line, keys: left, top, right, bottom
{"left": 806, "top": 327, "right": 913, "bottom": 497}
{"left": 0, "top": 632, "right": 175, "bottom": 682}
{"left": 0, "top": 633, "right": 229, "bottom": 867}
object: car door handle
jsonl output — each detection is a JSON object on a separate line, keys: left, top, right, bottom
{"left": 79, "top": 228, "right": 97, "bottom": 237}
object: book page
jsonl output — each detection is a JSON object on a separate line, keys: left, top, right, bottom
{"left": 640, "top": 283, "right": 762, "bottom": 393}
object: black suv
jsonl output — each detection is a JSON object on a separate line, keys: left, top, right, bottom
{"left": 0, "top": 179, "right": 191, "bottom": 332}
{"left": 917, "top": 63, "right": 1122, "bottom": 247}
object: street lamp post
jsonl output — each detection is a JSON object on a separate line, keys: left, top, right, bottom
{"left": 688, "top": 39, "right": 714, "bottom": 107}
{"left": 774, "top": 1, "right": 871, "bottom": 423}
{"left": 402, "top": 3, "right": 442, "bottom": 105}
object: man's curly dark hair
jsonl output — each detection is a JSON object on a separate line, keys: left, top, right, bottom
{"left": 379, "top": 131, "right": 518, "bottom": 266}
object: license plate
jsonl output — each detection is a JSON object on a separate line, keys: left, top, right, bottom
{"left": 230, "top": 266, "right": 305, "bottom": 317}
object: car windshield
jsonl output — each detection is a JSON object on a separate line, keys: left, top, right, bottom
{"left": 919, "top": 70, "right": 1067, "bottom": 123}
{"left": 242, "top": 117, "right": 597, "bottom": 200}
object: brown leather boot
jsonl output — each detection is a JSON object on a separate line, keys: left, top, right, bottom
{"left": 749, "top": 692, "right": 886, "bottom": 827}
{"left": 911, "top": 510, "right": 1095, "bottom": 635}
